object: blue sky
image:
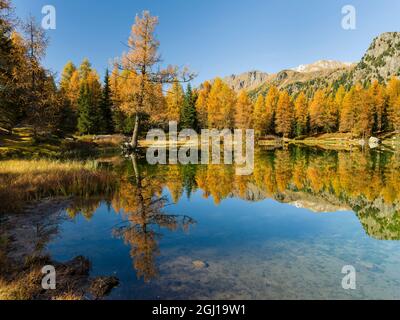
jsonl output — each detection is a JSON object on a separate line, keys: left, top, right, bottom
{"left": 13, "top": 0, "right": 400, "bottom": 85}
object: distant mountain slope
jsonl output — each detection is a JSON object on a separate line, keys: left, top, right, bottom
{"left": 222, "top": 63, "right": 354, "bottom": 97}
{"left": 222, "top": 71, "right": 270, "bottom": 92}
{"left": 219, "top": 32, "right": 400, "bottom": 97}
{"left": 250, "top": 67, "right": 352, "bottom": 97}
{"left": 291, "top": 60, "right": 354, "bottom": 73}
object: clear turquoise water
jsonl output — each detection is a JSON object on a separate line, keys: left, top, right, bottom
{"left": 45, "top": 148, "right": 400, "bottom": 299}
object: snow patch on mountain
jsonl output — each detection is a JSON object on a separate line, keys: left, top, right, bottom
{"left": 291, "top": 60, "right": 354, "bottom": 73}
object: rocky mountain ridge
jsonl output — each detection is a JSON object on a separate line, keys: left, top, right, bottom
{"left": 219, "top": 32, "right": 400, "bottom": 96}
{"left": 222, "top": 71, "right": 270, "bottom": 92}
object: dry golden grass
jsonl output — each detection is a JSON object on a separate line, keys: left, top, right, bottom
{"left": 53, "top": 292, "right": 83, "bottom": 300}
{"left": 93, "top": 135, "right": 126, "bottom": 147}
{"left": 0, "top": 269, "right": 43, "bottom": 300}
{"left": 78, "top": 134, "right": 126, "bottom": 148}
{"left": 0, "top": 159, "right": 116, "bottom": 214}
{"left": 0, "top": 159, "right": 98, "bottom": 174}
{"left": 0, "top": 255, "right": 87, "bottom": 300}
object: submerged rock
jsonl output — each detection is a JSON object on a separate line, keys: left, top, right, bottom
{"left": 63, "top": 256, "right": 91, "bottom": 276}
{"left": 89, "top": 276, "right": 120, "bottom": 299}
{"left": 192, "top": 260, "right": 209, "bottom": 269}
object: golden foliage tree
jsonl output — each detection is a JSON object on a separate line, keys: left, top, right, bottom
{"left": 325, "top": 93, "right": 339, "bottom": 133}
{"left": 340, "top": 87, "right": 356, "bottom": 133}
{"left": 309, "top": 88, "right": 338, "bottom": 133}
{"left": 368, "top": 81, "right": 387, "bottom": 132}
{"left": 3, "top": 32, "right": 29, "bottom": 126}
{"left": 253, "top": 94, "right": 266, "bottom": 136}
{"left": 275, "top": 90, "right": 294, "bottom": 138}
{"left": 392, "top": 96, "right": 400, "bottom": 131}
{"left": 68, "top": 70, "right": 81, "bottom": 110}
{"left": 264, "top": 86, "right": 279, "bottom": 134}
{"left": 60, "top": 61, "right": 76, "bottom": 95}
{"left": 166, "top": 81, "right": 185, "bottom": 123}
{"left": 119, "top": 11, "right": 194, "bottom": 148}
{"left": 207, "top": 78, "right": 236, "bottom": 129}
{"left": 294, "top": 92, "right": 308, "bottom": 136}
{"left": 340, "top": 84, "right": 374, "bottom": 137}
{"left": 235, "top": 90, "right": 253, "bottom": 129}
{"left": 386, "top": 76, "right": 400, "bottom": 131}
{"left": 309, "top": 89, "right": 326, "bottom": 133}
{"left": 196, "top": 81, "right": 211, "bottom": 129}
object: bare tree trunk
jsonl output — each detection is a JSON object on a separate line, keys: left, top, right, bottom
{"left": 131, "top": 113, "right": 140, "bottom": 148}
{"left": 130, "top": 153, "right": 140, "bottom": 184}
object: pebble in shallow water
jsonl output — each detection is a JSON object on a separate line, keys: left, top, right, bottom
{"left": 192, "top": 260, "right": 209, "bottom": 269}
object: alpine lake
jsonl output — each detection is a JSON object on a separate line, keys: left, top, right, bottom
{"left": 3, "top": 145, "right": 400, "bottom": 300}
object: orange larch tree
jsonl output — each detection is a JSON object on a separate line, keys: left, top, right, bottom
{"left": 275, "top": 90, "right": 294, "bottom": 138}
{"left": 235, "top": 90, "right": 253, "bottom": 129}
{"left": 253, "top": 94, "right": 266, "bottom": 136}
{"left": 294, "top": 91, "right": 309, "bottom": 136}
{"left": 264, "top": 86, "right": 279, "bottom": 134}
{"left": 119, "top": 11, "right": 195, "bottom": 149}
{"left": 195, "top": 81, "right": 211, "bottom": 129}
{"left": 207, "top": 78, "right": 236, "bottom": 129}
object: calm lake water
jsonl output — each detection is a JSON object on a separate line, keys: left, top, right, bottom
{"left": 36, "top": 147, "right": 400, "bottom": 299}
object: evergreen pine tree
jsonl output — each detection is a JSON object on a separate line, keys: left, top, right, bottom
{"left": 59, "top": 99, "right": 77, "bottom": 134}
{"left": 112, "top": 108, "right": 128, "bottom": 134}
{"left": 99, "top": 69, "right": 114, "bottom": 133}
{"left": 77, "top": 82, "right": 98, "bottom": 135}
{"left": 180, "top": 84, "right": 198, "bottom": 130}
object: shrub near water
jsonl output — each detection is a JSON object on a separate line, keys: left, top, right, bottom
{"left": 0, "top": 160, "right": 116, "bottom": 214}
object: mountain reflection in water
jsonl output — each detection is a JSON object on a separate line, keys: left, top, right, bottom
{"left": 5, "top": 146, "right": 400, "bottom": 299}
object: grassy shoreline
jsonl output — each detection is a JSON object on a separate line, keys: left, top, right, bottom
{"left": 258, "top": 132, "right": 400, "bottom": 150}
{"left": 138, "top": 133, "right": 400, "bottom": 152}
{"left": 0, "top": 128, "right": 124, "bottom": 160}
{"left": 2, "top": 128, "right": 399, "bottom": 156}
{"left": 0, "top": 159, "right": 117, "bottom": 214}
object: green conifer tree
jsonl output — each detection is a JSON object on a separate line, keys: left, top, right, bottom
{"left": 77, "top": 82, "right": 98, "bottom": 135}
{"left": 180, "top": 84, "right": 198, "bottom": 130}
{"left": 99, "top": 70, "right": 114, "bottom": 133}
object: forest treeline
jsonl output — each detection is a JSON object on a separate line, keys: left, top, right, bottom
{"left": 0, "top": 1, "right": 186, "bottom": 141}
{"left": 47, "top": 60, "right": 400, "bottom": 139}
{"left": 0, "top": 0, "right": 120, "bottom": 137}
{"left": 1, "top": 0, "right": 400, "bottom": 141}
{"left": 168, "top": 76, "right": 400, "bottom": 139}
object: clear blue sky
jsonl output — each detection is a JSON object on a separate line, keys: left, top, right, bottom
{"left": 13, "top": 0, "right": 400, "bottom": 85}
